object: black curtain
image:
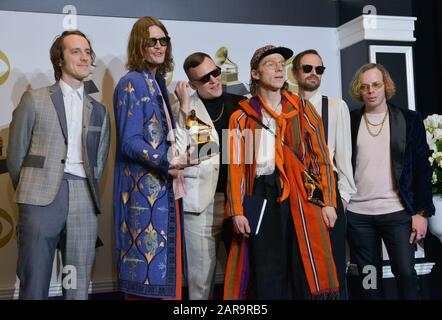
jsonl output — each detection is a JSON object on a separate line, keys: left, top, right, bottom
{"left": 413, "top": 0, "right": 442, "bottom": 300}
{"left": 412, "top": 0, "right": 442, "bottom": 117}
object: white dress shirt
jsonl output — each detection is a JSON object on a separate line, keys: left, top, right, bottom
{"left": 255, "top": 107, "right": 279, "bottom": 177}
{"left": 59, "top": 79, "right": 86, "bottom": 177}
{"left": 308, "top": 90, "right": 356, "bottom": 203}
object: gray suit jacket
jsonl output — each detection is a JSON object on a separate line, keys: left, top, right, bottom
{"left": 7, "top": 82, "right": 110, "bottom": 213}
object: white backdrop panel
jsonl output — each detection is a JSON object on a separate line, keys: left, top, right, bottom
{"left": 0, "top": 9, "right": 342, "bottom": 297}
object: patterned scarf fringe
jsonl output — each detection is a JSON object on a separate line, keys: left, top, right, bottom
{"left": 312, "top": 289, "right": 340, "bottom": 300}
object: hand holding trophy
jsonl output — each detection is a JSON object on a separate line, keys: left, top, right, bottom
{"left": 174, "top": 80, "right": 219, "bottom": 165}
{"left": 185, "top": 109, "right": 218, "bottom": 162}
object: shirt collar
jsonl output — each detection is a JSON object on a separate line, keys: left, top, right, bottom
{"left": 59, "top": 79, "right": 84, "bottom": 100}
{"left": 308, "top": 90, "right": 322, "bottom": 106}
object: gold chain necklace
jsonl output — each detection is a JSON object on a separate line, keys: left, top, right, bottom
{"left": 212, "top": 102, "right": 224, "bottom": 123}
{"left": 364, "top": 110, "right": 388, "bottom": 137}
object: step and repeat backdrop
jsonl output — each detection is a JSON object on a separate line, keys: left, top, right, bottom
{"left": 0, "top": 9, "right": 342, "bottom": 298}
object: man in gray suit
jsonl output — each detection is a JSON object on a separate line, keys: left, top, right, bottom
{"left": 7, "top": 30, "right": 110, "bottom": 300}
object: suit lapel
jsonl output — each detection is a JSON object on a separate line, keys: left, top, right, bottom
{"left": 50, "top": 83, "right": 68, "bottom": 141}
{"left": 388, "top": 103, "right": 406, "bottom": 182}
{"left": 193, "top": 95, "right": 213, "bottom": 125}
{"left": 83, "top": 95, "right": 93, "bottom": 139}
{"left": 83, "top": 79, "right": 99, "bottom": 143}
{"left": 350, "top": 107, "right": 364, "bottom": 174}
{"left": 81, "top": 94, "right": 93, "bottom": 179}
{"left": 192, "top": 94, "right": 220, "bottom": 144}
{"left": 82, "top": 80, "right": 99, "bottom": 132}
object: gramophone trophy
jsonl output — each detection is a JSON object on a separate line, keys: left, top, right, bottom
{"left": 215, "top": 47, "right": 248, "bottom": 96}
{"left": 185, "top": 109, "right": 217, "bottom": 160}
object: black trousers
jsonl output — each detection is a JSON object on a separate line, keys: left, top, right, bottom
{"left": 347, "top": 210, "right": 419, "bottom": 300}
{"left": 248, "top": 172, "right": 311, "bottom": 300}
{"left": 328, "top": 175, "right": 348, "bottom": 299}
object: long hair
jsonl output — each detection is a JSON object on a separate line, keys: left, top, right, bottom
{"left": 126, "top": 16, "right": 174, "bottom": 77}
{"left": 350, "top": 63, "right": 396, "bottom": 101}
{"left": 50, "top": 30, "right": 95, "bottom": 81}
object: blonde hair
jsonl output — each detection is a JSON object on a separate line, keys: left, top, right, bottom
{"left": 349, "top": 63, "right": 396, "bottom": 102}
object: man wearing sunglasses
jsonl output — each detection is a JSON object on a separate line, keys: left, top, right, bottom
{"left": 113, "top": 16, "right": 188, "bottom": 300}
{"left": 347, "top": 63, "right": 434, "bottom": 299}
{"left": 292, "top": 49, "right": 356, "bottom": 299}
{"left": 174, "top": 52, "right": 245, "bottom": 299}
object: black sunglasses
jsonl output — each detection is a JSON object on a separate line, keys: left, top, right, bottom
{"left": 301, "top": 64, "right": 326, "bottom": 75}
{"left": 193, "top": 67, "right": 222, "bottom": 83}
{"left": 146, "top": 36, "right": 170, "bottom": 47}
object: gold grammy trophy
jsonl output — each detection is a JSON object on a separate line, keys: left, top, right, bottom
{"left": 215, "top": 47, "right": 248, "bottom": 95}
{"left": 185, "top": 109, "right": 217, "bottom": 159}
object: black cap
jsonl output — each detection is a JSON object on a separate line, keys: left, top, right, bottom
{"left": 250, "top": 45, "right": 293, "bottom": 69}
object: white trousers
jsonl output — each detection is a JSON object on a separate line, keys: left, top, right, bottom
{"left": 184, "top": 193, "right": 225, "bottom": 300}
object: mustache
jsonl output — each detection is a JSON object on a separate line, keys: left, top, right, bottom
{"left": 306, "top": 75, "right": 319, "bottom": 81}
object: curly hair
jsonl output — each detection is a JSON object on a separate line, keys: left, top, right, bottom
{"left": 126, "top": 16, "right": 174, "bottom": 77}
{"left": 350, "top": 63, "right": 396, "bottom": 102}
{"left": 50, "top": 30, "right": 95, "bottom": 81}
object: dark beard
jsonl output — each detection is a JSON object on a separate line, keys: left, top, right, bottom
{"left": 298, "top": 79, "right": 320, "bottom": 92}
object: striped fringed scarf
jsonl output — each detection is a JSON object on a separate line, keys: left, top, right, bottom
{"left": 282, "top": 91, "right": 339, "bottom": 298}
{"left": 223, "top": 92, "right": 339, "bottom": 299}
{"left": 283, "top": 146, "right": 340, "bottom": 297}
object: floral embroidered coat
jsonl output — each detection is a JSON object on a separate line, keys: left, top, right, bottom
{"left": 113, "top": 71, "right": 182, "bottom": 299}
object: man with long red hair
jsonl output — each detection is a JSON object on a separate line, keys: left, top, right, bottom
{"left": 113, "top": 16, "right": 188, "bottom": 299}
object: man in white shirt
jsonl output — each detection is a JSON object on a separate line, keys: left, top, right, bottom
{"left": 7, "top": 30, "right": 110, "bottom": 299}
{"left": 292, "top": 49, "right": 357, "bottom": 299}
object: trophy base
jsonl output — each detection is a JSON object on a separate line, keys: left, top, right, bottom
{"left": 188, "top": 141, "right": 219, "bottom": 162}
{"left": 222, "top": 83, "right": 249, "bottom": 96}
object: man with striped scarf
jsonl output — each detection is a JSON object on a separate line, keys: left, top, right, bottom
{"left": 223, "top": 45, "right": 339, "bottom": 300}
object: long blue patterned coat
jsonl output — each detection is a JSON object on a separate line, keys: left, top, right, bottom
{"left": 113, "top": 71, "right": 182, "bottom": 299}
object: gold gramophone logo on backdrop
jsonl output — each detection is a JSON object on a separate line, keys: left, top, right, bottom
{"left": 215, "top": 47, "right": 248, "bottom": 96}
{"left": 285, "top": 56, "right": 299, "bottom": 94}
{"left": 0, "top": 50, "right": 11, "bottom": 86}
{"left": 0, "top": 208, "right": 14, "bottom": 249}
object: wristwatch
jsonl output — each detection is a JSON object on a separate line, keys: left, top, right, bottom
{"left": 415, "top": 210, "right": 429, "bottom": 218}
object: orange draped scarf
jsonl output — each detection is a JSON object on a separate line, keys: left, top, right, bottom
{"left": 224, "top": 90, "right": 338, "bottom": 299}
